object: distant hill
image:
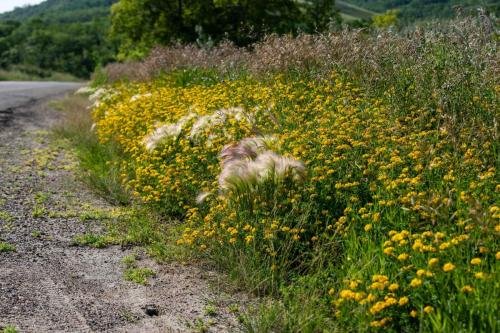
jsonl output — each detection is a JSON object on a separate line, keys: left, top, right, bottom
{"left": 342, "top": 0, "right": 499, "bottom": 23}
{"left": 0, "top": 0, "right": 115, "bottom": 23}
{"left": 336, "top": 0, "right": 378, "bottom": 22}
{"left": 0, "top": 0, "right": 117, "bottom": 78}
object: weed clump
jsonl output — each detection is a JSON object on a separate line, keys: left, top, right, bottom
{"left": 0, "top": 242, "right": 16, "bottom": 253}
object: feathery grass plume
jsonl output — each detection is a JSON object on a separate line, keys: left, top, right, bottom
{"left": 195, "top": 191, "right": 212, "bottom": 204}
{"left": 88, "top": 88, "right": 107, "bottom": 103}
{"left": 219, "top": 135, "right": 277, "bottom": 167}
{"left": 224, "top": 106, "right": 254, "bottom": 123}
{"left": 189, "top": 114, "right": 223, "bottom": 140}
{"left": 143, "top": 113, "right": 197, "bottom": 151}
{"left": 218, "top": 136, "right": 304, "bottom": 194}
{"left": 130, "top": 93, "right": 152, "bottom": 102}
{"left": 88, "top": 88, "right": 118, "bottom": 110}
{"left": 218, "top": 158, "right": 258, "bottom": 193}
{"left": 254, "top": 151, "right": 306, "bottom": 182}
{"left": 189, "top": 106, "right": 252, "bottom": 141}
{"left": 75, "top": 86, "right": 96, "bottom": 95}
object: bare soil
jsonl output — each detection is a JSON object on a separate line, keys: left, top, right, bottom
{"left": 0, "top": 84, "right": 244, "bottom": 333}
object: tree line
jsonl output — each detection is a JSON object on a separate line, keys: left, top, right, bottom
{"left": 110, "top": 0, "right": 340, "bottom": 59}
{"left": 0, "top": 0, "right": 343, "bottom": 78}
{"left": 5, "top": 0, "right": 489, "bottom": 79}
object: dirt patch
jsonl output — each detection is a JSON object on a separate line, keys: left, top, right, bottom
{"left": 0, "top": 88, "right": 245, "bottom": 332}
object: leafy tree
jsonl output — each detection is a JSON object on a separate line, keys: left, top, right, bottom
{"left": 0, "top": 0, "right": 117, "bottom": 78}
{"left": 372, "top": 9, "right": 399, "bottom": 28}
{"left": 111, "top": 0, "right": 340, "bottom": 59}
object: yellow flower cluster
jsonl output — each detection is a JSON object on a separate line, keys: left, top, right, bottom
{"left": 91, "top": 70, "right": 499, "bottom": 330}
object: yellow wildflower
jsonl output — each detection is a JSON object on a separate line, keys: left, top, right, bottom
{"left": 410, "top": 278, "right": 422, "bottom": 288}
{"left": 397, "top": 253, "right": 410, "bottom": 261}
{"left": 398, "top": 296, "right": 409, "bottom": 306}
{"left": 423, "top": 306, "right": 434, "bottom": 314}
{"left": 470, "top": 258, "right": 481, "bottom": 265}
{"left": 442, "top": 263, "right": 456, "bottom": 272}
{"left": 388, "top": 283, "right": 399, "bottom": 292}
{"left": 384, "top": 247, "right": 394, "bottom": 255}
{"left": 461, "top": 285, "right": 474, "bottom": 293}
{"left": 349, "top": 281, "right": 359, "bottom": 289}
{"left": 339, "top": 289, "right": 356, "bottom": 299}
{"left": 428, "top": 258, "right": 439, "bottom": 266}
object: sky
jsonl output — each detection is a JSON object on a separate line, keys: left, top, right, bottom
{"left": 0, "top": 0, "right": 44, "bottom": 14}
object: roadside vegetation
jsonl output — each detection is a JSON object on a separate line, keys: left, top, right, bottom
{"left": 53, "top": 11, "right": 500, "bottom": 332}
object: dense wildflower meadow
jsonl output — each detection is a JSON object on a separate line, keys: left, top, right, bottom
{"left": 85, "top": 17, "right": 498, "bottom": 332}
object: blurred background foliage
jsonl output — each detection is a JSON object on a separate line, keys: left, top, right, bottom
{"left": 0, "top": 0, "right": 498, "bottom": 79}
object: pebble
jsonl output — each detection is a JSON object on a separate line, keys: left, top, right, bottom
{"left": 144, "top": 304, "right": 159, "bottom": 316}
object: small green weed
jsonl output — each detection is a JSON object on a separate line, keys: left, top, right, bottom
{"left": 228, "top": 303, "right": 239, "bottom": 313}
{"left": 79, "top": 207, "right": 111, "bottom": 221}
{"left": 1, "top": 325, "right": 18, "bottom": 333}
{"left": 34, "top": 192, "right": 49, "bottom": 203}
{"left": 73, "top": 233, "right": 114, "bottom": 248}
{"left": 203, "top": 303, "right": 218, "bottom": 317}
{"left": 119, "top": 309, "right": 140, "bottom": 323}
{"left": 32, "top": 192, "right": 48, "bottom": 218}
{"left": 121, "top": 253, "right": 138, "bottom": 267}
{"left": 0, "top": 210, "right": 14, "bottom": 223}
{"left": 188, "top": 318, "right": 209, "bottom": 333}
{"left": 124, "top": 267, "right": 155, "bottom": 285}
{"left": 32, "top": 205, "right": 47, "bottom": 218}
{"left": 122, "top": 253, "right": 155, "bottom": 285}
{"left": 0, "top": 242, "right": 16, "bottom": 253}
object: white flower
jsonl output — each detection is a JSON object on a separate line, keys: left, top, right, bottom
{"left": 87, "top": 88, "right": 118, "bottom": 110}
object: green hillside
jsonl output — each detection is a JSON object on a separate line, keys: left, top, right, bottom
{"left": 0, "top": 0, "right": 115, "bottom": 22}
{"left": 336, "top": 0, "right": 378, "bottom": 21}
{"left": 343, "top": 0, "right": 499, "bottom": 23}
{"left": 0, "top": 0, "right": 116, "bottom": 79}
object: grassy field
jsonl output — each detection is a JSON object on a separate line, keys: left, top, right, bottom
{"left": 64, "top": 16, "right": 499, "bottom": 332}
{"left": 336, "top": 0, "right": 377, "bottom": 21}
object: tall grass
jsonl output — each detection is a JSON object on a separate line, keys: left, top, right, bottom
{"left": 87, "top": 14, "right": 500, "bottom": 332}
{"left": 102, "top": 15, "right": 498, "bottom": 145}
{"left": 52, "top": 96, "right": 130, "bottom": 205}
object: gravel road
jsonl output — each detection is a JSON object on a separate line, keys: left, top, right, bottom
{"left": 0, "top": 82, "right": 242, "bottom": 332}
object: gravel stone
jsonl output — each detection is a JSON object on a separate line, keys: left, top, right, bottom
{"left": 0, "top": 82, "right": 245, "bottom": 333}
